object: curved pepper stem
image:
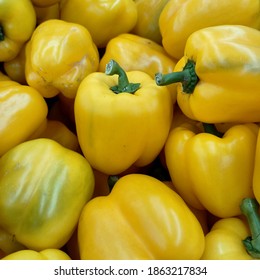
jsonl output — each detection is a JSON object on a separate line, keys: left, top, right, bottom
{"left": 0, "top": 26, "right": 4, "bottom": 41}
{"left": 240, "top": 198, "right": 260, "bottom": 259}
{"left": 202, "top": 123, "right": 224, "bottom": 138}
{"left": 105, "top": 59, "right": 141, "bottom": 94}
{"left": 155, "top": 60, "right": 199, "bottom": 93}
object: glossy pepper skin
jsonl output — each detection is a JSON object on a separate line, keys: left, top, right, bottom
{"left": 156, "top": 25, "right": 260, "bottom": 123}
{"left": 0, "top": 0, "right": 36, "bottom": 62}
{"left": 0, "top": 80, "right": 48, "bottom": 156}
{"left": 159, "top": 0, "right": 260, "bottom": 60}
{"left": 25, "top": 19, "right": 99, "bottom": 99}
{"left": 165, "top": 122, "right": 258, "bottom": 217}
{"left": 75, "top": 60, "right": 173, "bottom": 175}
{"left": 78, "top": 174, "right": 205, "bottom": 260}
{"left": 0, "top": 138, "right": 94, "bottom": 251}
{"left": 201, "top": 217, "right": 253, "bottom": 260}
{"left": 1, "top": 249, "right": 71, "bottom": 260}
{"left": 60, "top": 0, "right": 138, "bottom": 48}
{"left": 131, "top": 0, "right": 170, "bottom": 44}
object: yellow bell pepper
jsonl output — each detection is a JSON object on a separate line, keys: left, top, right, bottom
{"left": 201, "top": 217, "right": 253, "bottom": 260}
{"left": 156, "top": 25, "right": 260, "bottom": 123}
{"left": 25, "top": 19, "right": 99, "bottom": 99}
{"left": 78, "top": 173, "right": 205, "bottom": 260}
{"left": 159, "top": 0, "right": 260, "bottom": 60}
{"left": 60, "top": 0, "right": 138, "bottom": 48}
{"left": 131, "top": 0, "right": 170, "bottom": 44}
{"left": 0, "top": 138, "right": 94, "bottom": 251}
{"left": 75, "top": 60, "right": 173, "bottom": 175}
{"left": 0, "top": 0, "right": 36, "bottom": 62}
{"left": 0, "top": 80, "right": 48, "bottom": 156}
{"left": 1, "top": 249, "right": 71, "bottom": 260}
{"left": 3, "top": 43, "right": 27, "bottom": 85}
{"left": 164, "top": 122, "right": 258, "bottom": 217}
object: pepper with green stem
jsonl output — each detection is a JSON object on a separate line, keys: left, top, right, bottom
{"left": 74, "top": 59, "right": 173, "bottom": 175}
{"left": 240, "top": 198, "right": 260, "bottom": 259}
{"left": 155, "top": 25, "right": 260, "bottom": 123}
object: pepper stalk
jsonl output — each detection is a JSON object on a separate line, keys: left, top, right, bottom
{"left": 202, "top": 123, "right": 224, "bottom": 138}
{"left": 155, "top": 60, "right": 199, "bottom": 93}
{"left": 105, "top": 59, "right": 141, "bottom": 94}
{"left": 240, "top": 198, "right": 260, "bottom": 259}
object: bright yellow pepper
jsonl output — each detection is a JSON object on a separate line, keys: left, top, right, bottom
{"left": 60, "top": 0, "right": 138, "bottom": 48}
{"left": 156, "top": 25, "right": 260, "bottom": 123}
{"left": 164, "top": 122, "right": 258, "bottom": 217}
{"left": 159, "top": 0, "right": 260, "bottom": 60}
{"left": 0, "top": 80, "right": 48, "bottom": 156}
{"left": 201, "top": 217, "right": 253, "bottom": 260}
{"left": 75, "top": 60, "right": 173, "bottom": 175}
{"left": 131, "top": 0, "right": 170, "bottom": 44}
{"left": 0, "top": 0, "right": 36, "bottom": 62}
{"left": 78, "top": 173, "right": 205, "bottom": 260}
{"left": 0, "top": 138, "right": 94, "bottom": 251}
{"left": 25, "top": 19, "right": 99, "bottom": 99}
{"left": 1, "top": 249, "right": 71, "bottom": 260}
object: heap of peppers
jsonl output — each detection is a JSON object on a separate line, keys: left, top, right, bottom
{"left": 1, "top": 0, "right": 260, "bottom": 261}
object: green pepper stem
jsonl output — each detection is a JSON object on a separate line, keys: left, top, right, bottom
{"left": 155, "top": 60, "right": 199, "bottom": 93}
{"left": 155, "top": 70, "right": 190, "bottom": 85}
{"left": 202, "top": 123, "right": 224, "bottom": 138}
{"left": 107, "top": 175, "right": 119, "bottom": 192}
{"left": 240, "top": 198, "right": 260, "bottom": 258}
{"left": 0, "top": 26, "right": 4, "bottom": 41}
{"left": 105, "top": 59, "right": 140, "bottom": 94}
